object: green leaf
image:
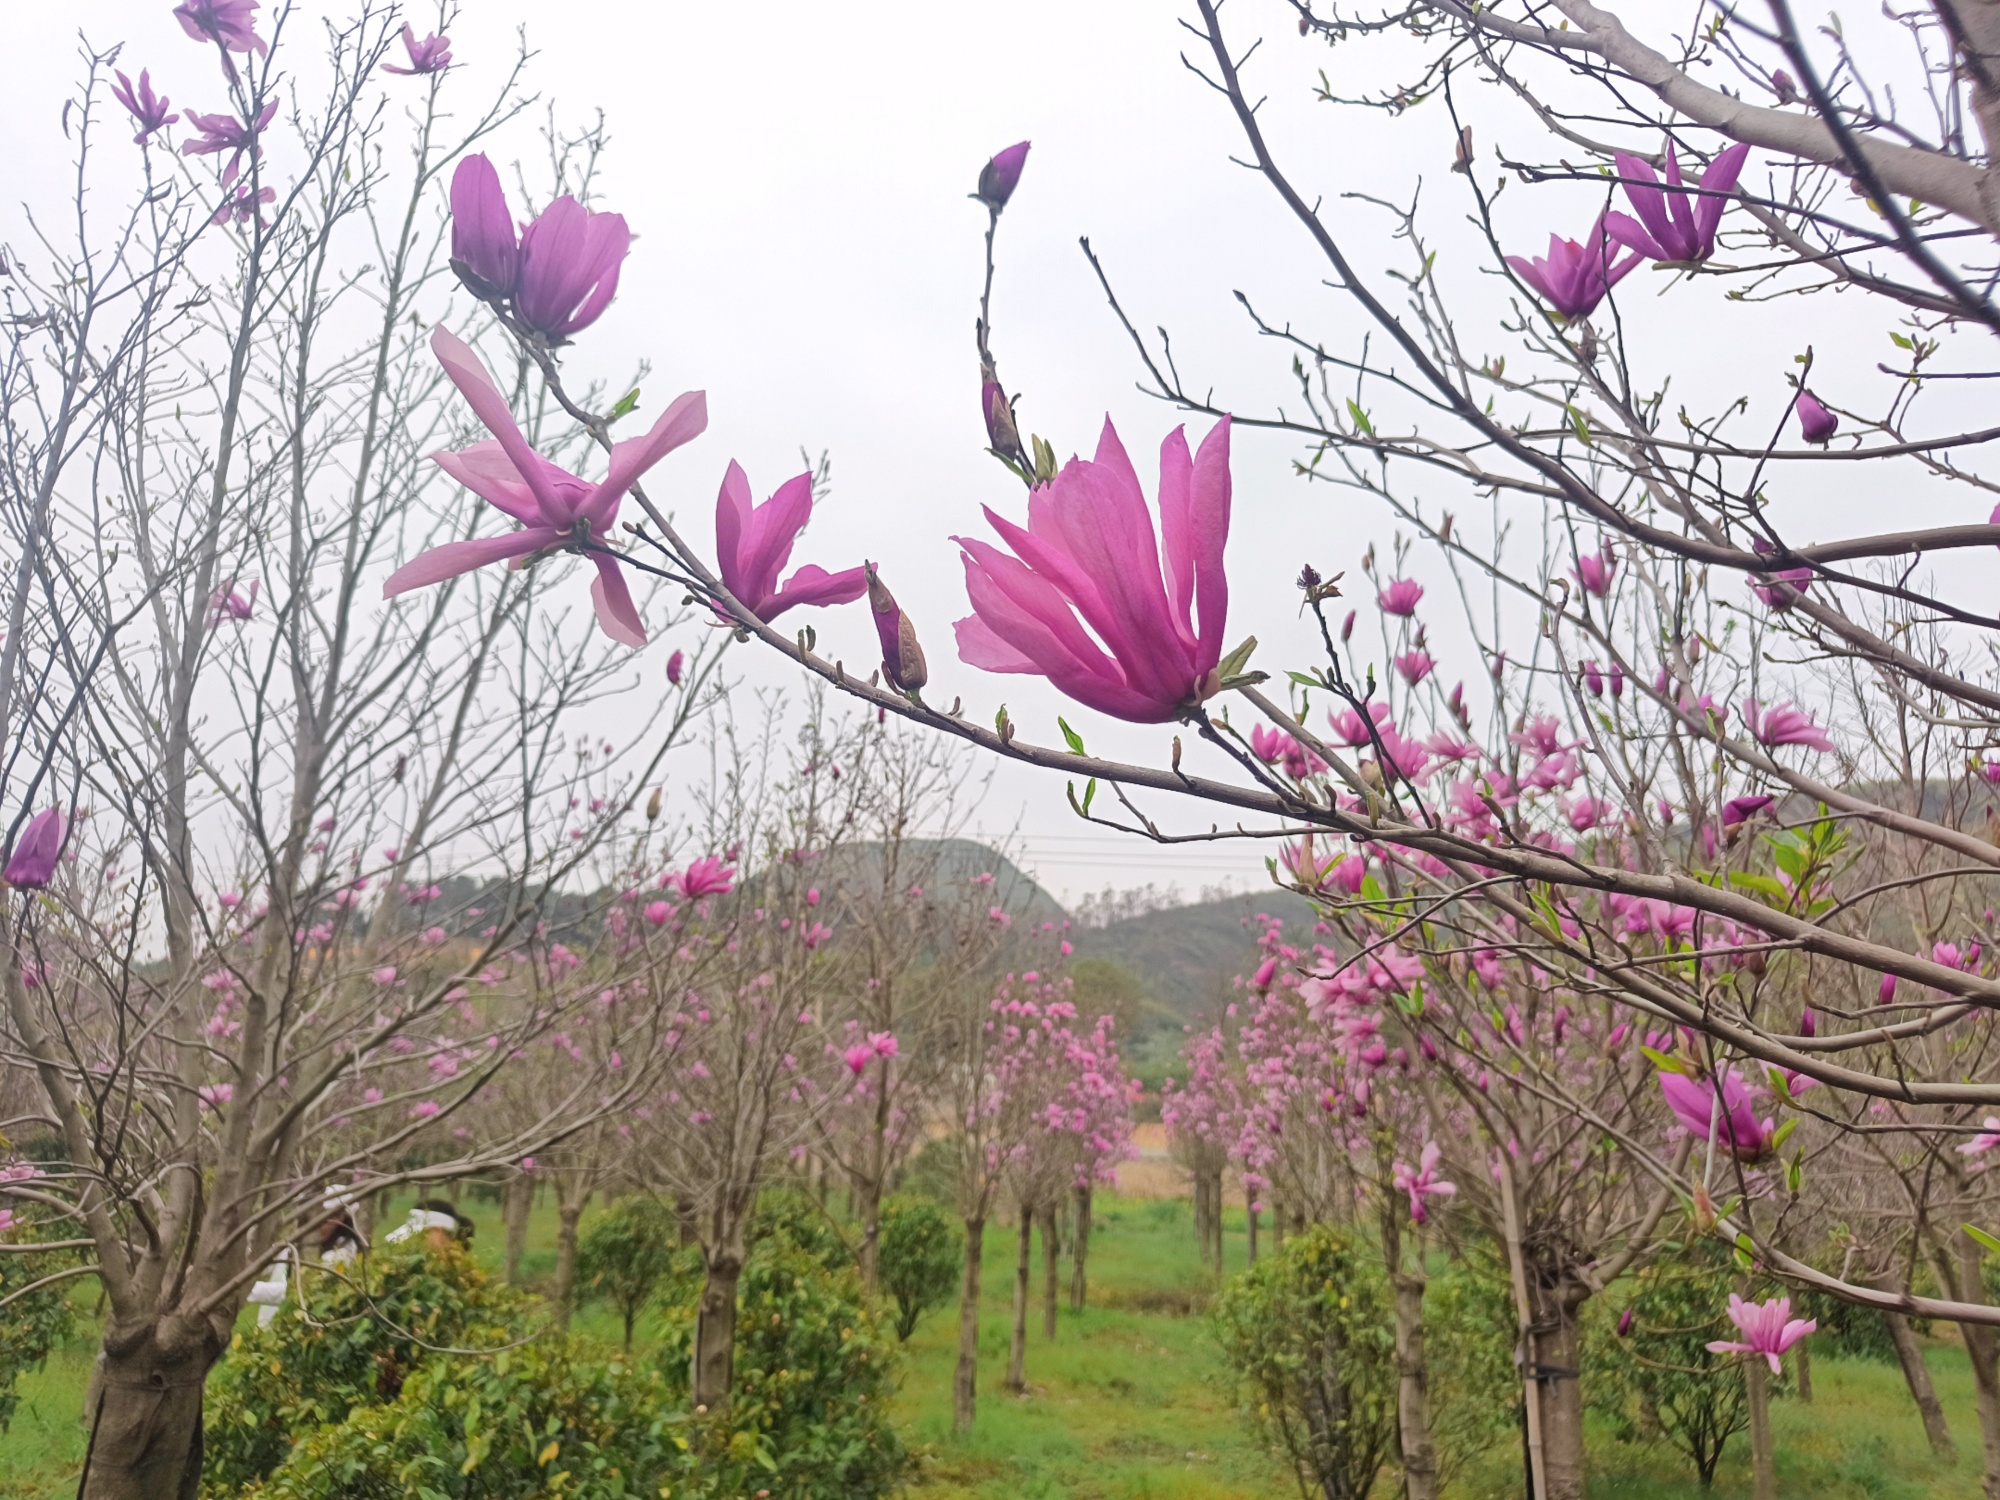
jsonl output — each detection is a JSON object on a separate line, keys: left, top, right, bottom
{"left": 1726, "top": 871, "right": 1789, "bottom": 900}
{"left": 1965, "top": 1223, "right": 2000, "bottom": 1256}
{"left": 1082, "top": 778, "right": 1097, "bottom": 815}
{"left": 607, "top": 386, "right": 641, "bottom": 421}
{"left": 1566, "top": 405, "right": 1592, "bottom": 447}
{"left": 1215, "top": 635, "right": 1260, "bottom": 681}
{"left": 1640, "top": 1045, "right": 1696, "bottom": 1077}
{"left": 1346, "top": 399, "right": 1375, "bottom": 437}
{"left": 1287, "top": 670, "right": 1325, "bottom": 689}
{"left": 1057, "top": 717, "right": 1086, "bottom": 756}
{"left": 1770, "top": 1117, "right": 1798, "bottom": 1152}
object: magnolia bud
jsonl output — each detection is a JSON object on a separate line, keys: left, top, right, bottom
{"left": 646, "top": 787, "right": 662, "bottom": 822}
{"left": 864, "top": 563, "right": 927, "bottom": 693}
{"left": 665, "top": 649, "right": 685, "bottom": 686}
{"left": 975, "top": 141, "right": 1031, "bottom": 211}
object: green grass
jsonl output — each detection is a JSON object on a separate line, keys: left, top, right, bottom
{"left": 3, "top": 1188, "right": 1997, "bottom": 1499}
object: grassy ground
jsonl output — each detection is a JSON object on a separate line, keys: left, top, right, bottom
{"left": 0, "top": 1189, "right": 1993, "bottom": 1498}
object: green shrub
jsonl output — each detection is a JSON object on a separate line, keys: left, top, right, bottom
{"left": 237, "top": 1343, "right": 685, "bottom": 1500}
{"left": 748, "top": 1186, "right": 852, "bottom": 1271}
{"left": 1212, "top": 1224, "right": 1397, "bottom": 1500}
{"left": 577, "top": 1195, "right": 684, "bottom": 1350}
{"left": 1598, "top": 1239, "right": 1752, "bottom": 1487}
{"left": 877, "top": 1195, "right": 961, "bottom": 1341}
{"left": 1422, "top": 1256, "right": 1521, "bottom": 1481}
{"left": 658, "top": 1236, "right": 908, "bottom": 1499}
{"left": 0, "top": 1205, "right": 80, "bottom": 1433}
{"left": 203, "top": 1242, "right": 530, "bottom": 1492}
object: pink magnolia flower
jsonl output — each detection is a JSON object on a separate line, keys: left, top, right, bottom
{"left": 1396, "top": 650, "right": 1434, "bottom": 687}
{"left": 1506, "top": 215, "right": 1641, "bottom": 319}
{"left": 382, "top": 23, "right": 451, "bottom": 74}
{"left": 1377, "top": 578, "right": 1424, "bottom": 616}
{"left": 111, "top": 70, "right": 179, "bottom": 144}
{"left": 1722, "top": 794, "right": 1775, "bottom": 827}
{"left": 383, "top": 327, "right": 706, "bottom": 647}
{"left": 449, "top": 154, "right": 518, "bottom": 299}
{"left": 678, "top": 856, "right": 735, "bottom": 900}
{"left": 1658, "top": 1067, "right": 1775, "bottom": 1161}
{"left": 3, "top": 809, "right": 66, "bottom": 890}
{"left": 1960, "top": 1117, "right": 2000, "bottom": 1156}
{"left": 1796, "top": 390, "right": 1838, "bottom": 444}
{"left": 208, "top": 578, "right": 258, "bottom": 625}
{"left": 212, "top": 182, "right": 276, "bottom": 229}
{"left": 1574, "top": 547, "right": 1616, "bottom": 597}
{"left": 516, "top": 196, "right": 630, "bottom": 342}
{"left": 844, "top": 1044, "right": 874, "bottom": 1075}
{"left": 953, "top": 416, "right": 1233, "bottom": 724}
{"left": 1751, "top": 566, "right": 1812, "bottom": 610}
{"left": 1392, "top": 1142, "right": 1457, "bottom": 1224}
{"left": 198, "top": 1083, "right": 233, "bottom": 1110}
{"left": 1249, "top": 725, "right": 1324, "bottom": 779}
{"left": 714, "top": 461, "right": 867, "bottom": 622}
{"left": 174, "top": 0, "right": 268, "bottom": 57}
{"left": 870, "top": 1031, "right": 900, "bottom": 1060}
{"left": 1331, "top": 701, "right": 1394, "bottom": 747}
{"left": 182, "top": 101, "right": 278, "bottom": 188}
{"left": 976, "top": 142, "right": 1032, "bottom": 211}
{"left": 800, "top": 921, "right": 834, "bottom": 949}
{"left": 1706, "top": 1294, "right": 1816, "bottom": 1374}
{"left": 1742, "top": 699, "right": 1836, "bottom": 755}
{"left": 411, "top": 1100, "right": 442, "bottom": 1119}
{"left": 644, "top": 900, "right": 672, "bottom": 926}
{"left": 1606, "top": 143, "right": 1750, "bottom": 264}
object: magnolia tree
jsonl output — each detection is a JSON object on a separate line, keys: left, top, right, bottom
{"left": 0, "top": 7, "right": 776, "bottom": 1496}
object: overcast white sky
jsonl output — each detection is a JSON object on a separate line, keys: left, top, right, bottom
{"left": 7, "top": 1, "right": 1988, "bottom": 905}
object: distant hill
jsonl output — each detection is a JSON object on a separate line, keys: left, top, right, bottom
{"left": 1071, "top": 887, "right": 1317, "bottom": 1025}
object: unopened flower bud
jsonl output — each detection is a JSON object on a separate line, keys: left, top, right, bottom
{"left": 975, "top": 141, "right": 1031, "bottom": 211}
{"left": 646, "top": 787, "right": 662, "bottom": 822}
{"left": 1795, "top": 389, "right": 1838, "bottom": 444}
{"left": 665, "top": 649, "right": 685, "bottom": 686}
{"left": 1879, "top": 972, "right": 1898, "bottom": 1005}
{"left": 981, "top": 376, "right": 1025, "bottom": 466}
{"left": 1341, "top": 609, "right": 1356, "bottom": 643}
{"left": 865, "top": 563, "right": 927, "bottom": 693}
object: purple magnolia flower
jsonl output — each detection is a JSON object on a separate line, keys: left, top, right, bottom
{"left": 382, "top": 23, "right": 451, "bottom": 75}
{"left": 1506, "top": 214, "right": 1641, "bottom": 320}
{"left": 865, "top": 563, "right": 927, "bottom": 693}
{"left": 515, "top": 196, "right": 629, "bottom": 342}
{"left": 1961, "top": 1116, "right": 2000, "bottom": 1157}
{"left": 208, "top": 579, "right": 258, "bottom": 625}
{"left": 212, "top": 183, "right": 275, "bottom": 228}
{"left": 449, "top": 154, "right": 519, "bottom": 300}
{"left": 111, "top": 70, "right": 179, "bottom": 144}
{"left": 1378, "top": 578, "right": 1424, "bottom": 616}
{"left": 665, "top": 649, "right": 686, "bottom": 686}
{"left": 1722, "top": 794, "right": 1775, "bottom": 827}
{"left": 1580, "top": 660, "right": 1604, "bottom": 697}
{"left": 1751, "top": 566, "right": 1812, "bottom": 609}
{"left": 383, "top": 327, "right": 707, "bottom": 647}
{"left": 1574, "top": 546, "right": 1616, "bottom": 596}
{"left": 1606, "top": 143, "right": 1750, "bottom": 264}
{"left": 3, "top": 809, "right": 66, "bottom": 889}
{"left": 1707, "top": 1294, "right": 1815, "bottom": 1374}
{"left": 1742, "top": 699, "right": 1836, "bottom": 755}
{"left": 714, "top": 462, "right": 867, "bottom": 622}
{"left": 1658, "top": 1067, "right": 1775, "bottom": 1161}
{"left": 975, "top": 141, "right": 1031, "bottom": 211}
{"left": 173, "top": 0, "right": 268, "bottom": 57}
{"left": 953, "top": 416, "right": 1233, "bottom": 724}
{"left": 1795, "top": 390, "right": 1838, "bottom": 444}
{"left": 1392, "top": 1142, "right": 1457, "bottom": 1224}
{"left": 182, "top": 101, "right": 278, "bottom": 188}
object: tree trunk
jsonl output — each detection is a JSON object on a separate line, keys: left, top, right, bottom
{"left": 1950, "top": 1230, "right": 2000, "bottom": 1500}
{"left": 1041, "top": 1201, "right": 1060, "bottom": 1340}
{"left": 78, "top": 1317, "right": 224, "bottom": 1500}
{"left": 692, "top": 1252, "right": 743, "bottom": 1409}
{"left": 551, "top": 1201, "right": 585, "bottom": 1331}
{"left": 502, "top": 1174, "right": 532, "bottom": 1285}
{"left": 1271, "top": 1183, "right": 1286, "bottom": 1252}
{"left": 1070, "top": 1183, "right": 1091, "bottom": 1314}
{"left": 953, "top": 1217, "right": 984, "bottom": 1433}
{"left": 1884, "top": 1307, "right": 1956, "bottom": 1459}
{"left": 1245, "top": 1178, "right": 1259, "bottom": 1266}
{"left": 1531, "top": 1301, "right": 1586, "bottom": 1500}
{"left": 1382, "top": 1207, "right": 1439, "bottom": 1500}
{"left": 675, "top": 1194, "right": 697, "bottom": 1248}
{"left": 857, "top": 1168, "right": 885, "bottom": 1295}
{"left": 1006, "top": 1201, "right": 1032, "bottom": 1392}
{"left": 1794, "top": 1329, "right": 1812, "bottom": 1402}
{"left": 1191, "top": 1171, "right": 1209, "bottom": 1271}
{"left": 1744, "top": 1355, "right": 1776, "bottom": 1500}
